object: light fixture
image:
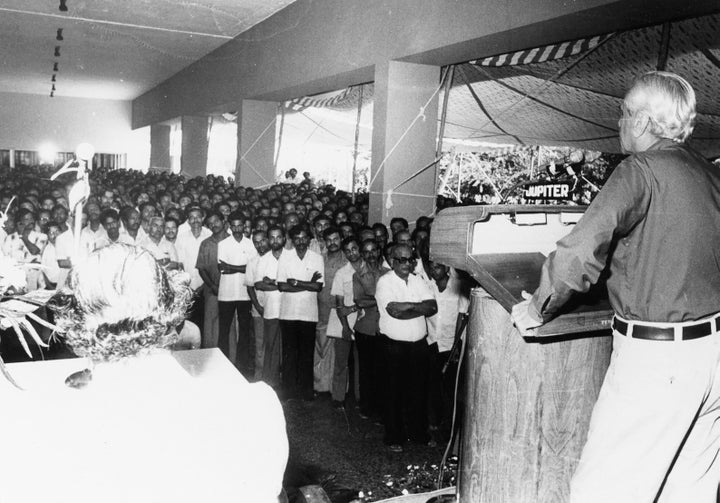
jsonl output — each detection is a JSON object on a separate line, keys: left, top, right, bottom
{"left": 52, "top": 84, "right": 56, "bottom": 91}
{"left": 52, "top": 74, "right": 57, "bottom": 82}
{"left": 53, "top": 62, "right": 59, "bottom": 72}
{"left": 50, "top": 92, "right": 54, "bottom": 98}
{"left": 56, "top": 29, "right": 64, "bottom": 41}
{"left": 59, "top": 0, "right": 68, "bottom": 12}
{"left": 39, "top": 143, "right": 57, "bottom": 164}
{"left": 54, "top": 46, "right": 61, "bottom": 57}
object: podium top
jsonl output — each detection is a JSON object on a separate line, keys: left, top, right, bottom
{"left": 430, "top": 205, "right": 612, "bottom": 336}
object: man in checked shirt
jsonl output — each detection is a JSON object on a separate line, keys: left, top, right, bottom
{"left": 512, "top": 72, "right": 720, "bottom": 502}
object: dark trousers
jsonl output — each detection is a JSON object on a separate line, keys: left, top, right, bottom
{"left": 331, "top": 338, "right": 358, "bottom": 402}
{"left": 355, "top": 331, "right": 383, "bottom": 417}
{"left": 262, "top": 318, "right": 282, "bottom": 388}
{"left": 280, "top": 320, "right": 316, "bottom": 400}
{"left": 428, "top": 343, "right": 458, "bottom": 436}
{"left": 218, "top": 300, "right": 253, "bottom": 378}
{"left": 382, "top": 335, "right": 430, "bottom": 446}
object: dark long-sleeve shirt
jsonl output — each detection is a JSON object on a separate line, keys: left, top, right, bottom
{"left": 530, "top": 139, "right": 720, "bottom": 323}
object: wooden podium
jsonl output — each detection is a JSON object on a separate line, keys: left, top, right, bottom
{"left": 430, "top": 205, "right": 613, "bottom": 502}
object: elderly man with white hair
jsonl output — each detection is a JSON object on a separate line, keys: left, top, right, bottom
{"left": 513, "top": 71, "right": 720, "bottom": 502}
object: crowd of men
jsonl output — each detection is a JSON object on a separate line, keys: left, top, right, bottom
{"left": 0, "top": 164, "right": 470, "bottom": 452}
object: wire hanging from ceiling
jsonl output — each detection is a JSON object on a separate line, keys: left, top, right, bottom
{"left": 52, "top": 2, "right": 68, "bottom": 98}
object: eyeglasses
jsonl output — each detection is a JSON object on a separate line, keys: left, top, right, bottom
{"left": 394, "top": 256, "right": 416, "bottom": 264}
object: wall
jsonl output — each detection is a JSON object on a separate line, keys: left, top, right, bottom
{"left": 0, "top": 92, "right": 135, "bottom": 154}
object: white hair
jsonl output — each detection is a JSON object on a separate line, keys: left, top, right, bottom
{"left": 625, "top": 71, "right": 697, "bottom": 142}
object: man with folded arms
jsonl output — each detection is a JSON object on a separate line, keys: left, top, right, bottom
{"left": 277, "top": 224, "right": 324, "bottom": 401}
{"left": 217, "top": 212, "right": 257, "bottom": 377}
{"left": 375, "top": 243, "right": 437, "bottom": 452}
{"left": 254, "top": 225, "right": 286, "bottom": 389}
{"left": 512, "top": 71, "right": 720, "bottom": 503}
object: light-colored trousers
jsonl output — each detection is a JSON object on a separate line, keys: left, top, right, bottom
{"left": 570, "top": 329, "right": 720, "bottom": 503}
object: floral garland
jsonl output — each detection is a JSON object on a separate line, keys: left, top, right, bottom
{"left": 49, "top": 250, "right": 193, "bottom": 363}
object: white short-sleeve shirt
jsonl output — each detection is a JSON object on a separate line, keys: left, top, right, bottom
{"left": 81, "top": 225, "right": 108, "bottom": 250}
{"left": 277, "top": 249, "right": 324, "bottom": 322}
{"left": 175, "top": 228, "right": 212, "bottom": 291}
{"left": 137, "top": 237, "right": 178, "bottom": 263}
{"left": 375, "top": 270, "right": 434, "bottom": 342}
{"left": 245, "top": 253, "right": 265, "bottom": 317}
{"left": 326, "top": 262, "right": 358, "bottom": 338}
{"left": 217, "top": 236, "right": 257, "bottom": 302}
{"left": 427, "top": 275, "right": 469, "bottom": 352}
{"left": 255, "top": 251, "right": 283, "bottom": 320}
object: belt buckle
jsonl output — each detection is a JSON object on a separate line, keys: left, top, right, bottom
{"left": 612, "top": 317, "right": 628, "bottom": 335}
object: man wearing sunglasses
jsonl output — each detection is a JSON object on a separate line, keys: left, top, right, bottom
{"left": 375, "top": 243, "right": 437, "bottom": 453}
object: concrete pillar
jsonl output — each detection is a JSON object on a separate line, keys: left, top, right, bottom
{"left": 369, "top": 60, "right": 440, "bottom": 226}
{"left": 181, "top": 116, "right": 210, "bottom": 178}
{"left": 236, "top": 100, "right": 277, "bottom": 188}
{"left": 150, "top": 124, "right": 171, "bottom": 171}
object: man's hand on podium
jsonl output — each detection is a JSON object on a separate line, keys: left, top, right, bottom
{"left": 511, "top": 291, "right": 543, "bottom": 337}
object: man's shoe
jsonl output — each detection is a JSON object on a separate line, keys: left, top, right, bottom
{"left": 388, "top": 444, "right": 403, "bottom": 453}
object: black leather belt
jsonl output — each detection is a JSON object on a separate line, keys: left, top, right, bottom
{"left": 612, "top": 317, "right": 720, "bottom": 341}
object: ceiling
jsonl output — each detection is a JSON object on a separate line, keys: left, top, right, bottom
{"left": 0, "top": 0, "right": 297, "bottom": 100}
{"left": 443, "top": 13, "right": 720, "bottom": 156}
{"left": 283, "top": 13, "right": 720, "bottom": 156}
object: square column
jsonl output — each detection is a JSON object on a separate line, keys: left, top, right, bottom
{"left": 181, "top": 116, "right": 210, "bottom": 178}
{"left": 369, "top": 61, "right": 440, "bottom": 226}
{"left": 236, "top": 100, "right": 277, "bottom": 188}
{"left": 150, "top": 124, "right": 171, "bottom": 171}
